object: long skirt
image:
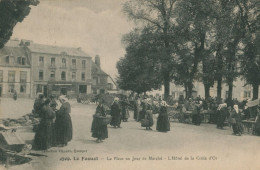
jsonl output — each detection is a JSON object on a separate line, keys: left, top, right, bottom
{"left": 110, "top": 115, "right": 121, "bottom": 127}
{"left": 34, "top": 120, "right": 54, "bottom": 150}
{"left": 192, "top": 114, "right": 202, "bottom": 125}
{"left": 55, "top": 114, "right": 73, "bottom": 145}
{"left": 91, "top": 118, "right": 108, "bottom": 140}
{"left": 156, "top": 114, "right": 170, "bottom": 132}
{"left": 232, "top": 122, "right": 243, "bottom": 135}
{"left": 122, "top": 109, "right": 130, "bottom": 120}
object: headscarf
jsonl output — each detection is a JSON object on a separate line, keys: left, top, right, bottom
{"left": 233, "top": 105, "right": 239, "bottom": 113}
{"left": 161, "top": 101, "right": 168, "bottom": 107}
{"left": 59, "top": 95, "right": 68, "bottom": 103}
{"left": 217, "top": 103, "right": 227, "bottom": 111}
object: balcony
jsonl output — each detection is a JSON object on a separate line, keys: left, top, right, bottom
{"left": 60, "top": 66, "right": 67, "bottom": 69}
{"left": 49, "top": 65, "right": 56, "bottom": 69}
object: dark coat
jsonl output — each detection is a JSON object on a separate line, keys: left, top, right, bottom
{"left": 91, "top": 105, "right": 108, "bottom": 140}
{"left": 34, "top": 105, "right": 55, "bottom": 150}
{"left": 55, "top": 102, "right": 73, "bottom": 145}
{"left": 156, "top": 106, "right": 170, "bottom": 132}
{"left": 110, "top": 102, "right": 121, "bottom": 127}
{"left": 121, "top": 100, "right": 130, "bottom": 120}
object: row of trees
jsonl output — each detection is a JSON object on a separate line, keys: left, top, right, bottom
{"left": 117, "top": 0, "right": 260, "bottom": 103}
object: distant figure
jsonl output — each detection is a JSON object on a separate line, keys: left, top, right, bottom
{"left": 192, "top": 101, "right": 203, "bottom": 126}
{"left": 142, "top": 104, "right": 153, "bottom": 130}
{"left": 55, "top": 96, "right": 73, "bottom": 146}
{"left": 253, "top": 107, "right": 260, "bottom": 136}
{"left": 91, "top": 100, "right": 108, "bottom": 143}
{"left": 33, "top": 93, "right": 45, "bottom": 118}
{"left": 216, "top": 103, "right": 228, "bottom": 129}
{"left": 110, "top": 97, "right": 122, "bottom": 128}
{"left": 230, "top": 105, "right": 243, "bottom": 136}
{"left": 156, "top": 101, "right": 170, "bottom": 132}
{"left": 121, "top": 97, "right": 130, "bottom": 122}
{"left": 13, "top": 90, "right": 17, "bottom": 101}
{"left": 140, "top": 98, "right": 148, "bottom": 121}
{"left": 34, "top": 99, "right": 55, "bottom": 150}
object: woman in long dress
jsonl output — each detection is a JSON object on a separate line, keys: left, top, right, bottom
{"left": 55, "top": 96, "right": 73, "bottom": 146}
{"left": 121, "top": 97, "right": 130, "bottom": 122}
{"left": 91, "top": 100, "right": 108, "bottom": 143}
{"left": 34, "top": 99, "right": 55, "bottom": 150}
{"left": 110, "top": 97, "right": 122, "bottom": 128}
{"left": 230, "top": 105, "right": 243, "bottom": 136}
{"left": 156, "top": 101, "right": 170, "bottom": 132}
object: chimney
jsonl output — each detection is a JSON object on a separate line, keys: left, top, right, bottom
{"left": 95, "top": 55, "right": 100, "bottom": 68}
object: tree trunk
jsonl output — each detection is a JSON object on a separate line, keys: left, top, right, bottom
{"left": 227, "top": 82, "right": 233, "bottom": 107}
{"left": 164, "top": 73, "right": 170, "bottom": 100}
{"left": 186, "top": 82, "right": 193, "bottom": 99}
{"left": 217, "top": 77, "right": 222, "bottom": 102}
{"left": 204, "top": 84, "right": 210, "bottom": 100}
{"left": 252, "top": 83, "right": 259, "bottom": 100}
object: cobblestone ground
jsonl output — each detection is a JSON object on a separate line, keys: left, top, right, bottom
{"left": 0, "top": 99, "right": 259, "bottom": 170}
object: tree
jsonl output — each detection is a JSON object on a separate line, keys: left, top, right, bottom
{"left": 240, "top": 36, "right": 260, "bottom": 100}
{"left": 117, "top": 29, "right": 163, "bottom": 94}
{"left": 123, "top": 0, "right": 176, "bottom": 99}
{"left": 0, "top": 0, "right": 39, "bottom": 48}
{"left": 173, "top": 0, "right": 217, "bottom": 99}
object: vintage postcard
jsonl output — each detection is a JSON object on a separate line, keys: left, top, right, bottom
{"left": 0, "top": 0, "right": 260, "bottom": 170}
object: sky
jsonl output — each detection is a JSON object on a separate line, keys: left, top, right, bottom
{"left": 11, "top": 0, "right": 134, "bottom": 78}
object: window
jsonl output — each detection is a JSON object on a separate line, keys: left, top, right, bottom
{"left": 82, "top": 60, "right": 86, "bottom": 69}
{"left": 72, "top": 72, "right": 76, "bottom": 81}
{"left": 20, "top": 71, "right": 27, "bottom": 83}
{"left": 20, "top": 85, "right": 26, "bottom": 93}
{"left": 100, "top": 78, "right": 106, "bottom": 84}
{"left": 39, "top": 71, "right": 44, "bottom": 80}
{"left": 6, "top": 56, "right": 9, "bottom": 64}
{"left": 81, "top": 72, "right": 85, "bottom": 81}
{"left": 0, "top": 70, "right": 3, "bottom": 82}
{"left": 51, "top": 58, "right": 55, "bottom": 66}
{"left": 36, "top": 85, "right": 43, "bottom": 93}
{"left": 8, "top": 71, "right": 15, "bottom": 82}
{"left": 244, "top": 91, "right": 251, "bottom": 98}
{"left": 17, "top": 57, "right": 26, "bottom": 65}
{"left": 50, "top": 71, "right": 55, "bottom": 80}
{"left": 72, "top": 59, "right": 76, "bottom": 68}
{"left": 8, "top": 84, "right": 15, "bottom": 93}
{"left": 39, "top": 56, "right": 44, "bottom": 66}
{"left": 62, "top": 58, "right": 66, "bottom": 68}
{"left": 61, "top": 71, "right": 66, "bottom": 81}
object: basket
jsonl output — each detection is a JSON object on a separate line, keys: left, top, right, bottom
{"left": 141, "top": 119, "right": 149, "bottom": 127}
{"left": 93, "top": 115, "right": 112, "bottom": 126}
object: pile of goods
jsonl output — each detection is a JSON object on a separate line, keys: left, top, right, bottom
{"left": 0, "top": 113, "right": 39, "bottom": 128}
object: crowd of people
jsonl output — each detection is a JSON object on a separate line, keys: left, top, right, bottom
{"left": 32, "top": 92, "right": 260, "bottom": 149}
{"left": 33, "top": 94, "right": 72, "bottom": 150}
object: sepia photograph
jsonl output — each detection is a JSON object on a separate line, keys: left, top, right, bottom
{"left": 0, "top": 0, "right": 260, "bottom": 170}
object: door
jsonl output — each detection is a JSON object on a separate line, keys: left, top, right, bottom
{"left": 43, "top": 85, "right": 48, "bottom": 97}
{"left": 61, "top": 88, "right": 67, "bottom": 95}
{"left": 79, "top": 85, "right": 87, "bottom": 93}
{"left": 0, "top": 86, "right": 2, "bottom": 97}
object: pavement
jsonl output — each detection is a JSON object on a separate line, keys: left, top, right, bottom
{"left": 0, "top": 99, "right": 260, "bottom": 170}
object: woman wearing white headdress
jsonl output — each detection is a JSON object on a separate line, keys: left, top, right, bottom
{"left": 216, "top": 103, "right": 228, "bottom": 129}
{"left": 156, "top": 101, "right": 170, "bottom": 132}
{"left": 230, "top": 105, "right": 243, "bottom": 136}
{"left": 110, "top": 97, "right": 122, "bottom": 128}
{"left": 55, "top": 95, "right": 73, "bottom": 146}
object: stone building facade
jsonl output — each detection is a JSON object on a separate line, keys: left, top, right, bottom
{"left": 0, "top": 44, "right": 31, "bottom": 97}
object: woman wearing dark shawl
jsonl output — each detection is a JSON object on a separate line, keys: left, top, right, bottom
{"left": 121, "top": 97, "right": 130, "bottom": 122}
{"left": 91, "top": 100, "right": 108, "bottom": 143}
{"left": 55, "top": 95, "right": 73, "bottom": 146}
{"left": 34, "top": 99, "right": 55, "bottom": 150}
{"left": 216, "top": 103, "right": 228, "bottom": 129}
{"left": 110, "top": 97, "right": 122, "bottom": 128}
{"left": 156, "top": 101, "right": 170, "bottom": 132}
{"left": 230, "top": 105, "right": 243, "bottom": 136}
